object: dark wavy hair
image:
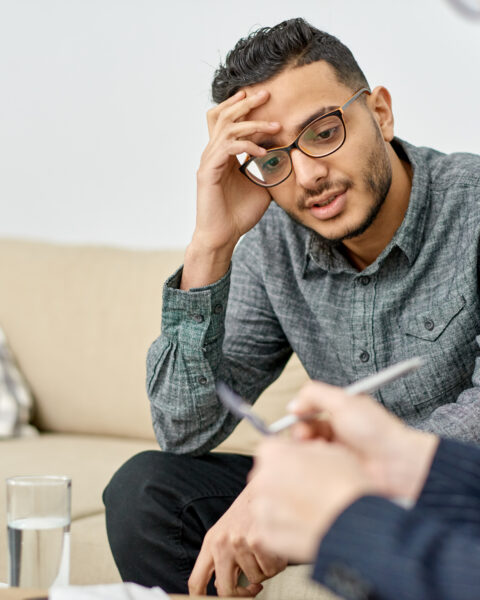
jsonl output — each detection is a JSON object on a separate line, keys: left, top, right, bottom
{"left": 211, "top": 18, "right": 369, "bottom": 103}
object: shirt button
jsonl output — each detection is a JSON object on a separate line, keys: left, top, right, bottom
{"left": 359, "top": 276, "right": 371, "bottom": 286}
{"left": 198, "top": 376, "right": 207, "bottom": 385}
{"left": 424, "top": 318, "right": 434, "bottom": 331}
{"left": 359, "top": 351, "right": 370, "bottom": 363}
{"left": 213, "top": 304, "right": 223, "bottom": 314}
{"left": 192, "top": 314, "right": 204, "bottom": 323}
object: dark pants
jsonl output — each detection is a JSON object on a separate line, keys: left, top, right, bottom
{"left": 103, "top": 451, "right": 253, "bottom": 594}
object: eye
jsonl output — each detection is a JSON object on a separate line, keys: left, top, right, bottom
{"left": 260, "top": 153, "right": 286, "bottom": 172}
{"left": 302, "top": 115, "right": 343, "bottom": 147}
{"left": 317, "top": 127, "right": 337, "bottom": 140}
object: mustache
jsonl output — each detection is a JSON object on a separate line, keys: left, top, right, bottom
{"left": 296, "top": 179, "right": 353, "bottom": 209}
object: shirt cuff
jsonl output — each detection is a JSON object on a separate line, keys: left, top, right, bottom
{"left": 161, "top": 265, "right": 231, "bottom": 350}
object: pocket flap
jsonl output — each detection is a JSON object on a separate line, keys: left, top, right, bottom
{"left": 402, "top": 295, "right": 466, "bottom": 342}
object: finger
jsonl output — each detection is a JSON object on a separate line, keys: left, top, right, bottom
{"left": 232, "top": 567, "right": 264, "bottom": 597}
{"left": 215, "top": 90, "right": 271, "bottom": 130}
{"left": 212, "top": 552, "right": 243, "bottom": 597}
{"left": 287, "top": 381, "right": 352, "bottom": 416}
{"left": 291, "top": 420, "right": 333, "bottom": 441}
{"left": 245, "top": 583, "right": 264, "bottom": 596}
{"left": 207, "top": 90, "right": 246, "bottom": 134}
{"left": 218, "top": 139, "right": 268, "bottom": 159}
{"left": 234, "top": 549, "right": 265, "bottom": 585}
{"left": 225, "top": 120, "right": 280, "bottom": 141}
{"left": 215, "top": 580, "right": 261, "bottom": 598}
{"left": 188, "top": 547, "right": 214, "bottom": 596}
{"left": 253, "top": 544, "right": 288, "bottom": 580}
{"left": 199, "top": 138, "right": 268, "bottom": 179}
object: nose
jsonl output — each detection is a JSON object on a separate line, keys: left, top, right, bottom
{"left": 290, "top": 148, "right": 328, "bottom": 189}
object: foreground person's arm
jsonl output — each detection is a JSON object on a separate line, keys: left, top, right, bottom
{"left": 250, "top": 433, "right": 480, "bottom": 600}
{"left": 314, "top": 438, "right": 480, "bottom": 600}
{"left": 252, "top": 384, "right": 480, "bottom": 599}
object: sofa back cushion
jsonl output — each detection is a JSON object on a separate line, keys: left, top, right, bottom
{"left": 0, "top": 239, "right": 309, "bottom": 448}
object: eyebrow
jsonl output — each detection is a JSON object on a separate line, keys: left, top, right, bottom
{"left": 258, "top": 104, "right": 338, "bottom": 150}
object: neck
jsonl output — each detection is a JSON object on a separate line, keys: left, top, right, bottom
{"left": 342, "top": 145, "right": 413, "bottom": 271}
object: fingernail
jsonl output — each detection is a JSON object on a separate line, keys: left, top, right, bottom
{"left": 256, "top": 90, "right": 267, "bottom": 97}
{"left": 269, "top": 122, "right": 279, "bottom": 127}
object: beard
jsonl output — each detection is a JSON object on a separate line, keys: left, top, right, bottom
{"left": 284, "top": 126, "right": 393, "bottom": 247}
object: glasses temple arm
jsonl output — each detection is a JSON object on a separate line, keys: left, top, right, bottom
{"left": 341, "top": 87, "right": 371, "bottom": 111}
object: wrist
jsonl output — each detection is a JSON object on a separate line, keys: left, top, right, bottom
{"left": 180, "top": 238, "right": 235, "bottom": 290}
{"left": 384, "top": 428, "right": 439, "bottom": 501}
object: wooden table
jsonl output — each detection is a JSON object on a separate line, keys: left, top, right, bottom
{"left": 0, "top": 589, "right": 234, "bottom": 600}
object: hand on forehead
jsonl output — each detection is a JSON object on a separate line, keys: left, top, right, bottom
{"left": 241, "top": 62, "right": 352, "bottom": 142}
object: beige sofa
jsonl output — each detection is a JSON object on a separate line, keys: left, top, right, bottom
{"left": 0, "top": 238, "right": 338, "bottom": 599}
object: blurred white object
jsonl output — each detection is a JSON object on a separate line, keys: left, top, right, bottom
{"left": 50, "top": 583, "right": 169, "bottom": 600}
{"left": 447, "top": 0, "right": 480, "bottom": 18}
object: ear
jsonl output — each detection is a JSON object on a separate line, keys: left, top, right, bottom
{"left": 367, "top": 86, "right": 394, "bottom": 142}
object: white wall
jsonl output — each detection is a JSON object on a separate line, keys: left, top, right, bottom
{"left": 0, "top": 0, "right": 479, "bottom": 250}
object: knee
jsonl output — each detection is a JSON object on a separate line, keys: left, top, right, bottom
{"left": 103, "top": 450, "right": 193, "bottom": 523}
{"left": 104, "top": 451, "right": 165, "bottom": 515}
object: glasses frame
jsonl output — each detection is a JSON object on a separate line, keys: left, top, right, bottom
{"left": 239, "top": 86, "right": 371, "bottom": 188}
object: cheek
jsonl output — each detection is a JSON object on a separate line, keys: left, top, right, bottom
{"left": 340, "top": 119, "right": 380, "bottom": 171}
{"left": 269, "top": 180, "right": 297, "bottom": 206}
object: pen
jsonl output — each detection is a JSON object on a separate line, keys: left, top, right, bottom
{"left": 267, "top": 356, "right": 424, "bottom": 433}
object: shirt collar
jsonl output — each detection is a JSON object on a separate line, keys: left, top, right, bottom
{"left": 389, "top": 138, "right": 430, "bottom": 265}
{"left": 303, "top": 137, "right": 431, "bottom": 275}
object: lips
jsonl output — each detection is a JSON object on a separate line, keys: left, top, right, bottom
{"left": 306, "top": 189, "right": 347, "bottom": 209}
{"left": 307, "top": 190, "right": 348, "bottom": 221}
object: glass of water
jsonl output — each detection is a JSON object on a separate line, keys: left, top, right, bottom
{"left": 6, "top": 476, "right": 71, "bottom": 588}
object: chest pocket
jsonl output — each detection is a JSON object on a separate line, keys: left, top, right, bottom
{"left": 397, "top": 294, "right": 474, "bottom": 418}
{"left": 401, "top": 295, "right": 466, "bottom": 342}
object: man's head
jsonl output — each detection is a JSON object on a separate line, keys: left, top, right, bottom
{"left": 211, "top": 18, "right": 369, "bottom": 104}
{"left": 211, "top": 19, "right": 406, "bottom": 256}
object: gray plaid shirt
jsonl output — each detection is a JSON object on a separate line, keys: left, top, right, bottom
{"left": 147, "top": 138, "right": 480, "bottom": 455}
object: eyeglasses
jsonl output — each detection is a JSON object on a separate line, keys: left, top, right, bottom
{"left": 239, "top": 87, "right": 370, "bottom": 188}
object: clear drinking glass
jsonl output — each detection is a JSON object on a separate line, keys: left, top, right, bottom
{"left": 6, "top": 476, "right": 71, "bottom": 588}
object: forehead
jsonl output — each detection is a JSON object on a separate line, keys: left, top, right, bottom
{"left": 244, "top": 61, "right": 352, "bottom": 133}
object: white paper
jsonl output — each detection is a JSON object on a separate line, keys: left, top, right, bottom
{"left": 50, "top": 582, "right": 170, "bottom": 600}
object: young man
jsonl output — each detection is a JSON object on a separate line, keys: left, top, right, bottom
{"left": 104, "top": 17, "right": 480, "bottom": 596}
{"left": 251, "top": 381, "right": 480, "bottom": 600}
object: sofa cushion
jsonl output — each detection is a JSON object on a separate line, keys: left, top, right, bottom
{"left": 0, "top": 239, "right": 184, "bottom": 440}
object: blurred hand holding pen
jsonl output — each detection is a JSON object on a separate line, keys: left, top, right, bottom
{"left": 216, "top": 356, "right": 424, "bottom": 436}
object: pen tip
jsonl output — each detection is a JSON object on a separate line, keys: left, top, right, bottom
{"left": 411, "top": 356, "right": 425, "bottom": 368}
